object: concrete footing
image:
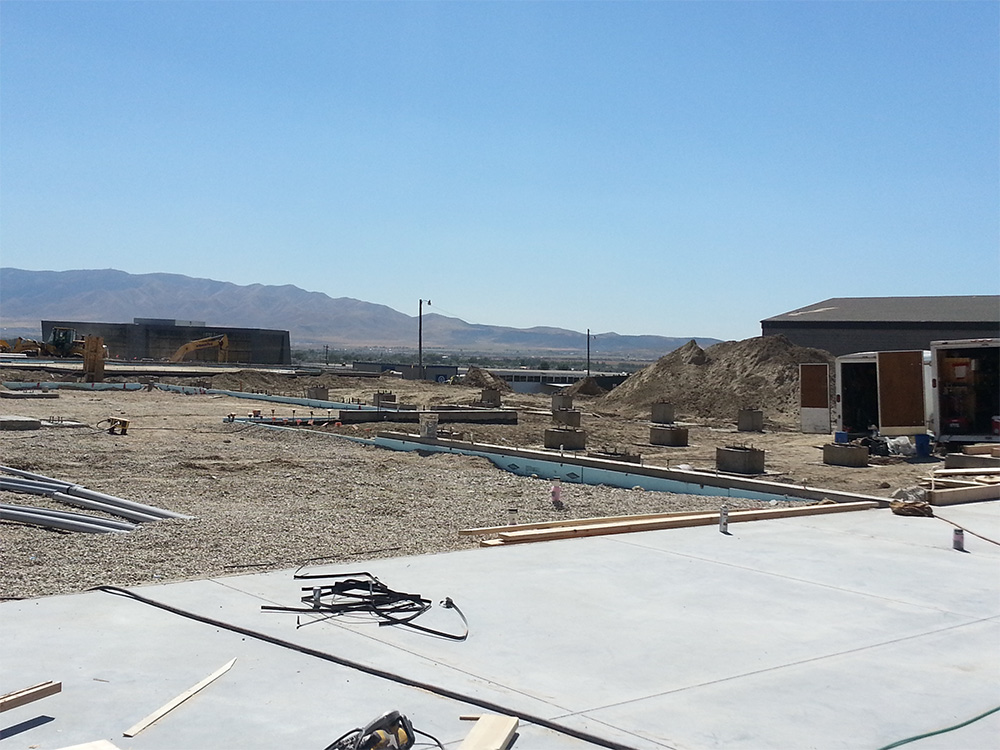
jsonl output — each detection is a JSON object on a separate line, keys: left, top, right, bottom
{"left": 823, "top": 443, "right": 869, "bottom": 467}
{"left": 0, "top": 415, "right": 43, "bottom": 431}
{"left": 650, "top": 425, "right": 689, "bottom": 446}
{"left": 651, "top": 402, "right": 676, "bottom": 424}
{"left": 737, "top": 409, "right": 764, "bottom": 432}
{"left": 552, "top": 409, "right": 582, "bottom": 427}
{"left": 544, "top": 428, "right": 587, "bottom": 450}
{"left": 717, "top": 446, "right": 765, "bottom": 474}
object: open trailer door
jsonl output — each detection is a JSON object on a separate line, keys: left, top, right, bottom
{"left": 876, "top": 350, "right": 925, "bottom": 436}
{"left": 799, "top": 363, "right": 830, "bottom": 433}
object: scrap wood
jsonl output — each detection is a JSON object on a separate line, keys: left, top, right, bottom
{"left": 0, "top": 680, "right": 61, "bottom": 712}
{"left": 458, "top": 714, "right": 519, "bottom": 750}
{"left": 123, "top": 658, "right": 236, "bottom": 737}
{"left": 54, "top": 742, "right": 122, "bottom": 750}
{"left": 493, "top": 501, "right": 879, "bottom": 545}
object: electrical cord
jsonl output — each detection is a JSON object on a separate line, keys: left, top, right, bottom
{"left": 264, "top": 572, "right": 469, "bottom": 641}
{"left": 875, "top": 704, "right": 1000, "bottom": 749}
{"left": 93, "top": 585, "right": 639, "bottom": 750}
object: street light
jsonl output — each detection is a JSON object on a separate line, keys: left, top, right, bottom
{"left": 419, "top": 299, "right": 431, "bottom": 380}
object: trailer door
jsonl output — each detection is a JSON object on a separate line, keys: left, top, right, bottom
{"left": 876, "top": 351, "right": 925, "bottom": 436}
{"left": 799, "top": 363, "right": 830, "bottom": 433}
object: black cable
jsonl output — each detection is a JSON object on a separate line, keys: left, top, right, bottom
{"left": 93, "top": 585, "right": 639, "bottom": 750}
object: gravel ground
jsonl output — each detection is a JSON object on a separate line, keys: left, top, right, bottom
{"left": 0, "top": 381, "right": 936, "bottom": 600}
{"left": 0, "top": 389, "right": 786, "bottom": 600}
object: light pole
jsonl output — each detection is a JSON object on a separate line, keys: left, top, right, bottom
{"left": 419, "top": 299, "right": 431, "bottom": 380}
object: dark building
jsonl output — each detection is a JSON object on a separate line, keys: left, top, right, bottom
{"left": 761, "top": 296, "right": 1000, "bottom": 356}
{"left": 41, "top": 319, "right": 291, "bottom": 365}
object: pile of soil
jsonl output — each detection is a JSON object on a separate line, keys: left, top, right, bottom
{"left": 597, "top": 336, "right": 833, "bottom": 423}
{"left": 462, "top": 366, "right": 512, "bottom": 393}
{"left": 565, "top": 376, "right": 607, "bottom": 397}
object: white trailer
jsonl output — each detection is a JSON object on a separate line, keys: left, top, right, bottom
{"left": 834, "top": 350, "right": 933, "bottom": 437}
{"left": 931, "top": 338, "right": 1000, "bottom": 444}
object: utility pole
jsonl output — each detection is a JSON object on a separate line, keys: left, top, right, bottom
{"left": 587, "top": 328, "right": 591, "bottom": 377}
{"left": 324, "top": 344, "right": 329, "bottom": 366}
{"left": 419, "top": 299, "right": 431, "bottom": 380}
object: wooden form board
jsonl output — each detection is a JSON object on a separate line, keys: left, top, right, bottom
{"left": 461, "top": 509, "right": 715, "bottom": 536}
{"left": 876, "top": 351, "right": 925, "bottom": 435}
{"left": 0, "top": 680, "right": 61, "bottom": 712}
{"left": 458, "top": 714, "right": 519, "bottom": 750}
{"left": 926, "top": 484, "right": 1000, "bottom": 506}
{"left": 54, "top": 742, "right": 122, "bottom": 750}
{"left": 494, "top": 501, "right": 879, "bottom": 545}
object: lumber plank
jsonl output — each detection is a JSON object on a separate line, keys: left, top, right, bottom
{"left": 496, "top": 501, "right": 879, "bottom": 544}
{"left": 461, "top": 509, "right": 712, "bottom": 536}
{"left": 932, "top": 467, "right": 1000, "bottom": 476}
{"left": 926, "top": 484, "right": 1000, "bottom": 506}
{"left": 961, "top": 444, "right": 997, "bottom": 455}
{"left": 123, "top": 658, "right": 236, "bottom": 737}
{"left": 458, "top": 714, "right": 519, "bottom": 750}
{"left": 54, "top": 741, "right": 122, "bottom": 750}
{"left": 0, "top": 680, "right": 61, "bottom": 712}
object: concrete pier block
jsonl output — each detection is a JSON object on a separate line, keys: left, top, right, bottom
{"left": 716, "top": 446, "right": 765, "bottom": 474}
{"left": 737, "top": 409, "right": 764, "bottom": 432}
{"left": 552, "top": 409, "right": 582, "bottom": 427}
{"left": 650, "top": 425, "right": 689, "bottom": 446}
{"left": 551, "top": 393, "right": 573, "bottom": 411}
{"left": 544, "top": 428, "right": 587, "bottom": 451}
{"left": 823, "top": 443, "right": 869, "bottom": 467}
{"left": 650, "top": 403, "right": 676, "bottom": 424}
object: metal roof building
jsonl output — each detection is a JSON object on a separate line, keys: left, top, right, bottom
{"left": 760, "top": 296, "right": 1000, "bottom": 355}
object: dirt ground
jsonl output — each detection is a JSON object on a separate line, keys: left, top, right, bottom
{"left": 0, "top": 367, "right": 941, "bottom": 600}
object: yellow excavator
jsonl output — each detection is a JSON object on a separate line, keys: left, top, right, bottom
{"left": 169, "top": 334, "right": 229, "bottom": 363}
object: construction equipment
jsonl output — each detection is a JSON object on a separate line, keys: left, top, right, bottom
{"left": 0, "top": 328, "right": 88, "bottom": 358}
{"left": 168, "top": 334, "right": 229, "bottom": 363}
{"left": 325, "top": 711, "right": 415, "bottom": 750}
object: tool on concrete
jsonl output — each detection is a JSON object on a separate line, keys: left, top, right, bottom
{"left": 324, "top": 710, "right": 416, "bottom": 750}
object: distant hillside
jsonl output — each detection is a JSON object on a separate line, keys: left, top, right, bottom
{"left": 0, "top": 268, "right": 719, "bottom": 356}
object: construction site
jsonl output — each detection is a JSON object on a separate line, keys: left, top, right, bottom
{"left": 1, "top": 334, "right": 998, "bottom": 750}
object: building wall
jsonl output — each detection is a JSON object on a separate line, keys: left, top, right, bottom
{"left": 760, "top": 321, "right": 1000, "bottom": 356}
{"left": 41, "top": 321, "right": 291, "bottom": 364}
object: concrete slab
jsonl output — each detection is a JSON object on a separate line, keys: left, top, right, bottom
{"left": 2, "top": 504, "right": 998, "bottom": 749}
{"left": 0, "top": 415, "right": 42, "bottom": 430}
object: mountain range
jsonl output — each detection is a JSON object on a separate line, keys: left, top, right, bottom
{"left": 0, "top": 268, "right": 720, "bottom": 357}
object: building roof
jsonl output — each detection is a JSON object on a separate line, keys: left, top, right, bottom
{"left": 762, "top": 296, "right": 1000, "bottom": 325}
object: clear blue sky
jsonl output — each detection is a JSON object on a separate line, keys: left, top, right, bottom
{"left": 1, "top": 1, "right": 997, "bottom": 342}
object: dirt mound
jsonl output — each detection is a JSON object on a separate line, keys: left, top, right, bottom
{"left": 565, "top": 376, "right": 607, "bottom": 397}
{"left": 597, "top": 335, "right": 833, "bottom": 422}
{"left": 462, "top": 366, "right": 512, "bottom": 393}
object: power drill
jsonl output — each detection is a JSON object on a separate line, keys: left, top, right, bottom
{"left": 326, "top": 711, "right": 415, "bottom": 750}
